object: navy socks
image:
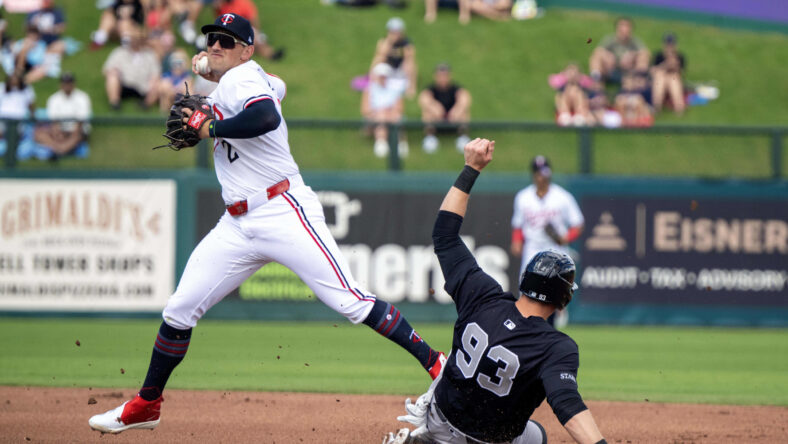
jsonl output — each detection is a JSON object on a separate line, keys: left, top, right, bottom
{"left": 139, "top": 321, "right": 191, "bottom": 401}
{"left": 363, "top": 300, "right": 439, "bottom": 371}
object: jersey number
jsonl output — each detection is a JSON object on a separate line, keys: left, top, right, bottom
{"left": 223, "top": 141, "right": 239, "bottom": 163}
{"left": 456, "top": 323, "right": 520, "bottom": 397}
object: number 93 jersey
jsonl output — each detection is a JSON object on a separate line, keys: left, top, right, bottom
{"left": 435, "top": 272, "right": 582, "bottom": 442}
{"left": 209, "top": 60, "right": 299, "bottom": 204}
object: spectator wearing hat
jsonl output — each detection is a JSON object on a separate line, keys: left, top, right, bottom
{"left": 371, "top": 17, "right": 416, "bottom": 98}
{"left": 361, "top": 62, "right": 407, "bottom": 158}
{"left": 418, "top": 63, "right": 471, "bottom": 153}
{"left": 589, "top": 17, "right": 650, "bottom": 83}
{"left": 651, "top": 32, "right": 686, "bottom": 114}
{"left": 34, "top": 72, "right": 92, "bottom": 156}
{"left": 510, "top": 155, "right": 584, "bottom": 328}
{"left": 102, "top": 27, "right": 160, "bottom": 110}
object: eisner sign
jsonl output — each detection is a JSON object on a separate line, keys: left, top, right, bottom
{"left": 580, "top": 197, "right": 788, "bottom": 306}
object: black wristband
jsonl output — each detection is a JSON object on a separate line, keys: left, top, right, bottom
{"left": 453, "top": 165, "right": 480, "bottom": 193}
{"left": 208, "top": 120, "right": 215, "bottom": 138}
{"left": 594, "top": 440, "right": 608, "bottom": 444}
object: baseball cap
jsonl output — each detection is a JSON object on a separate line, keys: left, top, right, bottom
{"left": 59, "top": 72, "right": 75, "bottom": 83}
{"left": 386, "top": 17, "right": 405, "bottom": 32}
{"left": 663, "top": 32, "right": 677, "bottom": 44}
{"left": 371, "top": 62, "right": 393, "bottom": 78}
{"left": 435, "top": 63, "right": 451, "bottom": 73}
{"left": 531, "top": 155, "right": 552, "bottom": 177}
{"left": 201, "top": 13, "right": 254, "bottom": 46}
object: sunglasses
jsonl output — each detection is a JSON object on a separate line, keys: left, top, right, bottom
{"left": 206, "top": 32, "right": 248, "bottom": 49}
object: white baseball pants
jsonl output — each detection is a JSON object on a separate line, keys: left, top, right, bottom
{"left": 162, "top": 181, "right": 376, "bottom": 329}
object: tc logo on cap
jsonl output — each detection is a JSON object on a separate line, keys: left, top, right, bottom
{"left": 221, "top": 14, "right": 235, "bottom": 25}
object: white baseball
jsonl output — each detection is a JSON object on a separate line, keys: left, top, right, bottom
{"left": 196, "top": 56, "right": 210, "bottom": 75}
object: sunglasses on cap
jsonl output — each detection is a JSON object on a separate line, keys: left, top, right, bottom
{"left": 206, "top": 32, "right": 248, "bottom": 49}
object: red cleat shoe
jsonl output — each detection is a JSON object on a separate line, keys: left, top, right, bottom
{"left": 89, "top": 394, "right": 162, "bottom": 434}
{"left": 428, "top": 352, "right": 447, "bottom": 380}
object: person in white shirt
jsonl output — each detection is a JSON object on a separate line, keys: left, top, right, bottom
{"left": 33, "top": 72, "right": 92, "bottom": 156}
{"left": 511, "top": 155, "right": 584, "bottom": 326}
{"left": 361, "top": 62, "right": 406, "bottom": 158}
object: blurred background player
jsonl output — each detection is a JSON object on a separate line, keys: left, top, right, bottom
{"left": 418, "top": 63, "right": 471, "bottom": 153}
{"left": 510, "top": 155, "right": 584, "bottom": 327}
{"left": 383, "top": 137, "right": 606, "bottom": 444}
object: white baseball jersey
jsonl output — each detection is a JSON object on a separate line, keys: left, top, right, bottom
{"left": 162, "top": 62, "right": 377, "bottom": 331}
{"left": 209, "top": 60, "right": 298, "bottom": 204}
{"left": 511, "top": 183, "right": 584, "bottom": 272}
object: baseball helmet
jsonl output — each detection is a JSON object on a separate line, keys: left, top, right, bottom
{"left": 519, "top": 250, "right": 578, "bottom": 309}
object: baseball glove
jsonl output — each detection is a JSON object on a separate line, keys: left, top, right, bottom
{"left": 544, "top": 223, "right": 565, "bottom": 245}
{"left": 154, "top": 85, "right": 214, "bottom": 150}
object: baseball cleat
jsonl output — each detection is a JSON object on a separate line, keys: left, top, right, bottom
{"left": 382, "top": 427, "right": 411, "bottom": 444}
{"left": 88, "top": 395, "right": 162, "bottom": 434}
{"left": 428, "top": 352, "right": 447, "bottom": 380}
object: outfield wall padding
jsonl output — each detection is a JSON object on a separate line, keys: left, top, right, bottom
{"left": 1, "top": 170, "right": 786, "bottom": 326}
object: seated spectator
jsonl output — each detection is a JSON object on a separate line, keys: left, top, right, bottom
{"left": 468, "top": 0, "right": 512, "bottom": 21}
{"left": 145, "top": 0, "right": 176, "bottom": 60}
{"left": 25, "top": 0, "right": 66, "bottom": 55}
{"left": 153, "top": 48, "right": 192, "bottom": 112}
{"left": 11, "top": 24, "right": 62, "bottom": 84}
{"left": 418, "top": 63, "right": 471, "bottom": 153}
{"left": 102, "top": 28, "right": 160, "bottom": 110}
{"left": 651, "top": 32, "right": 686, "bottom": 114}
{"left": 91, "top": 0, "right": 145, "bottom": 49}
{"left": 424, "top": 0, "right": 471, "bottom": 24}
{"left": 370, "top": 17, "right": 416, "bottom": 98}
{"left": 589, "top": 17, "right": 650, "bottom": 83}
{"left": 0, "top": 73, "right": 36, "bottom": 155}
{"left": 33, "top": 72, "right": 92, "bottom": 157}
{"left": 175, "top": 0, "right": 212, "bottom": 45}
{"left": 553, "top": 63, "right": 595, "bottom": 126}
{"left": 614, "top": 70, "right": 653, "bottom": 127}
{"left": 361, "top": 63, "right": 406, "bottom": 158}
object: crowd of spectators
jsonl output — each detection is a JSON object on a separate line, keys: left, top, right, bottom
{"left": 360, "top": 17, "right": 473, "bottom": 158}
{"left": 551, "top": 17, "right": 689, "bottom": 128}
{"left": 0, "top": 0, "right": 287, "bottom": 161}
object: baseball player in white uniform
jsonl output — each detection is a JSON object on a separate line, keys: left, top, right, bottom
{"left": 510, "top": 156, "right": 584, "bottom": 326}
{"left": 89, "top": 14, "right": 445, "bottom": 435}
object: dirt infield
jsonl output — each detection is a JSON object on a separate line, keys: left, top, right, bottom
{"left": 1, "top": 386, "right": 786, "bottom": 443}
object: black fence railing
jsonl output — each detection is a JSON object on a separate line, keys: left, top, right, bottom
{"left": 2, "top": 117, "right": 785, "bottom": 178}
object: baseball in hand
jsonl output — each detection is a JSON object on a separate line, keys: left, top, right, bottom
{"left": 196, "top": 56, "right": 210, "bottom": 75}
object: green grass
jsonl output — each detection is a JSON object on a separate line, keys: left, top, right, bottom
{"left": 1, "top": 318, "right": 787, "bottom": 405}
{"left": 2, "top": 2, "right": 787, "bottom": 175}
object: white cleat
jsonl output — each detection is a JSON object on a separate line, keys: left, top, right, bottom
{"left": 89, "top": 395, "right": 162, "bottom": 434}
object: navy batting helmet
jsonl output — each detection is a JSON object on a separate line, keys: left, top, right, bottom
{"left": 519, "top": 250, "right": 578, "bottom": 309}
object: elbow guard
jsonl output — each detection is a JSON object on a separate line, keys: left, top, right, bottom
{"left": 548, "top": 388, "right": 588, "bottom": 425}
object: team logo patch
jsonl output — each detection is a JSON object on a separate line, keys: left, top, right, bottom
{"left": 504, "top": 319, "right": 516, "bottom": 330}
{"left": 187, "top": 110, "right": 207, "bottom": 129}
{"left": 221, "top": 14, "right": 235, "bottom": 25}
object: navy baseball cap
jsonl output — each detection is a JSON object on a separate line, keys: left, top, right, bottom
{"left": 201, "top": 13, "right": 254, "bottom": 46}
{"left": 531, "top": 155, "right": 552, "bottom": 177}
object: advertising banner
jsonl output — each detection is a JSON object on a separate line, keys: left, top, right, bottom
{"left": 0, "top": 179, "right": 176, "bottom": 311}
{"left": 580, "top": 197, "right": 788, "bottom": 306}
{"left": 196, "top": 190, "right": 516, "bottom": 304}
